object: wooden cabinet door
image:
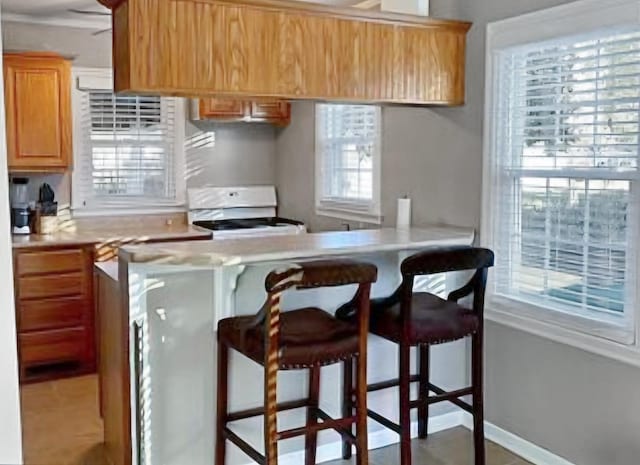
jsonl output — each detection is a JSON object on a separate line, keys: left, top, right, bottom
{"left": 199, "top": 98, "right": 246, "bottom": 119}
{"left": 249, "top": 100, "right": 291, "bottom": 125}
{"left": 3, "top": 53, "right": 72, "bottom": 172}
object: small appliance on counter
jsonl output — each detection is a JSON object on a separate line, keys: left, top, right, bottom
{"left": 36, "top": 183, "right": 59, "bottom": 235}
{"left": 10, "top": 177, "right": 30, "bottom": 235}
{"left": 38, "top": 183, "right": 58, "bottom": 215}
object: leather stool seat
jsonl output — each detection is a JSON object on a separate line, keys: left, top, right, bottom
{"left": 370, "top": 293, "right": 479, "bottom": 345}
{"left": 218, "top": 308, "right": 359, "bottom": 369}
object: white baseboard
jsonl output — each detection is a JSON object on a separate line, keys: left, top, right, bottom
{"left": 276, "top": 411, "right": 463, "bottom": 465}
{"left": 461, "top": 413, "right": 576, "bottom": 465}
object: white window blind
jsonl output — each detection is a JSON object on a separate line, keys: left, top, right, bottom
{"left": 315, "top": 104, "right": 381, "bottom": 222}
{"left": 74, "top": 84, "right": 181, "bottom": 210}
{"left": 487, "top": 28, "right": 640, "bottom": 341}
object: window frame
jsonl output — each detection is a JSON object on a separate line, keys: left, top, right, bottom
{"left": 314, "top": 103, "right": 382, "bottom": 224}
{"left": 482, "top": 0, "right": 640, "bottom": 351}
{"left": 71, "top": 67, "right": 186, "bottom": 216}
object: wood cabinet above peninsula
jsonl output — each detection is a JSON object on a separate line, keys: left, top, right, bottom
{"left": 98, "top": 0, "right": 471, "bottom": 105}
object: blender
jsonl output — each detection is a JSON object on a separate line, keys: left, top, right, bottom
{"left": 10, "top": 177, "right": 30, "bottom": 235}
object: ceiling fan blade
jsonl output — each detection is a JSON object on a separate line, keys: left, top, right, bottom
{"left": 69, "top": 8, "right": 111, "bottom": 16}
{"left": 92, "top": 28, "right": 113, "bottom": 36}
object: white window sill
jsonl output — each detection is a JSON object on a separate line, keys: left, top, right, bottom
{"left": 485, "top": 305, "right": 640, "bottom": 369}
{"left": 315, "top": 205, "right": 382, "bottom": 225}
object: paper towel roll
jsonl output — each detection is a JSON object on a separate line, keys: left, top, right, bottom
{"left": 396, "top": 197, "right": 411, "bottom": 229}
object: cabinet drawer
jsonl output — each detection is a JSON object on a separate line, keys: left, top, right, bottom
{"left": 16, "top": 248, "right": 86, "bottom": 276}
{"left": 19, "top": 327, "right": 86, "bottom": 365}
{"left": 18, "top": 272, "right": 86, "bottom": 300}
{"left": 19, "top": 296, "right": 88, "bottom": 332}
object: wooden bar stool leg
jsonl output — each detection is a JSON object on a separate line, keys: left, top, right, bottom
{"left": 418, "top": 345, "right": 430, "bottom": 439}
{"left": 355, "top": 354, "right": 369, "bottom": 465}
{"left": 399, "top": 343, "right": 412, "bottom": 465}
{"left": 264, "top": 357, "right": 279, "bottom": 464}
{"left": 305, "top": 367, "right": 320, "bottom": 465}
{"left": 215, "top": 342, "right": 229, "bottom": 465}
{"left": 341, "top": 358, "right": 354, "bottom": 459}
{"left": 471, "top": 332, "right": 485, "bottom": 465}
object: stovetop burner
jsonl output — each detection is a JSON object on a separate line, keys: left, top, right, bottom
{"left": 193, "top": 217, "right": 304, "bottom": 231}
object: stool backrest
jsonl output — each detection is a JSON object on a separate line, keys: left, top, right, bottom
{"left": 259, "top": 259, "right": 377, "bottom": 369}
{"left": 265, "top": 259, "right": 378, "bottom": 294}
{"left": 398, "top": 246, "right": 494, "bottom": 320}
{"left": 401, "top": 246, "right": 494, "bottom": 277}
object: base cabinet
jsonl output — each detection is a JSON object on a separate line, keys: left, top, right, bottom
{"left": 12, "top": 232, "right": 212, "bottom": 383}
{"left": 13, "top": 245, "right": 95, "bottom": 383}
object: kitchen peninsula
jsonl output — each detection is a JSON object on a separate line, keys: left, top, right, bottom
{"left": 105, "top": 226, "right": 475, "bottom": 465}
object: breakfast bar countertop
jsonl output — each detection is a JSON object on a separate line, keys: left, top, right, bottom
{"left": 115, "top": 225, "right": 477, "bottom": 465}
{"left": 119, "top": 226, "right": 476, "bottom": 266}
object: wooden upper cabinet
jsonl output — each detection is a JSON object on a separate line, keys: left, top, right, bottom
{"left": 100, "top": 0, "right": 471, "bottom": 105}
{"left": 199, "top": 98, "right": 246, "bottom": 119}
{"left": 250, "top": 101, "right": 291, "bottom": 125}
{"left": 3, "top": 53, "right": 72, "bottom": 172}
{"left": 193, "top": 98, "right": 291, "bottom": 125}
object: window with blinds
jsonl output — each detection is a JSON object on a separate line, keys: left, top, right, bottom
{"left": 487, "top": 28, "right": 640, "bottom": 340}
{"left": 315, "top": 104, "right": 381, "bottom": 221}
{"left": 74, "top": 77, "right": 181, "bottom": 210}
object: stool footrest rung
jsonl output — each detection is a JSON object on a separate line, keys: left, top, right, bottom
{"left": 367, "top": 408, "right": 401, "bottom": 434}
{"left": 428, "top": 383, "right": 473, "bottom": 413}
{"left": 367, "top": 374, "right": 420, "bottom": 393}
{"left": 277, "top": 415, "right": 356, "bottom": 440}
{"left": 224, "top": 427, "right": 265, "bottom": 465}
{"left": 316, "top": 408, "right": 357, "bottom": 444}
{"left": 226, "top": 398, "right": 309, "bottom": 422}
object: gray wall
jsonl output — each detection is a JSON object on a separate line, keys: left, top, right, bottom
{"left": 2, "top": 20, "right": 278, "bottom": 210}
{"left": 276, "top": 1, "right": 640, "bottom": 464}
{"left": 276, "top": 102, "right": 481, "bottom": 232}
{"left": 486, "top": 321, "right": 640, "bottom": 465}
{"left": 275, "top": 0, "right": 478, "bottom": 233}
{"left": 185, "top": 121, "right": 276, "bottom": 188}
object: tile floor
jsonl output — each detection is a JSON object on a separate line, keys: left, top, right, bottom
{"left": 20, "top": 375, "right": 106, "bottom": 465}
{"left": 323, "top": 427, "right": 532, "bottom": 465}
{"left": 20, "top": 375, "right": 530, "bottom": 465}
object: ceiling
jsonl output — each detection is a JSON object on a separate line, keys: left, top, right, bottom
{"left": 2, "top": 0, "right": 111, "bottom": 28}
{"left": 1, "top": 0, "right": 359, "bottom": 30}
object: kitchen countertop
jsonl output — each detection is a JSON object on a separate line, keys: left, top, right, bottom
{"left": 120, "top": 226, "right": 475, "bottom": 266}
{"left": 12, "top": 224, "right": 212, "bottom": 249}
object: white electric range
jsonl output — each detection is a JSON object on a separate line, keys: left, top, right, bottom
{"left": 187, "top": 186, "right": 306, "bottom": 238}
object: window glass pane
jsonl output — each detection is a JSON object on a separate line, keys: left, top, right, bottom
{"left": 509, "top": 31, "right": 640, "bottom": 171}
{"left": 82, "top": 90, "right": 175, "bottom": 203}
{"left": 500, "top": 176, "right": 629, "bottom": 315}
{"left": 494, "top": 29, "right": 640, "bottom": 321}
{"left": 316, "top": 104, "right": 379, "bottom": 204}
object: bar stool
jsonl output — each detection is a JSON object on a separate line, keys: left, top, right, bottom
{"left": 215, "top": 259, "right": 378, "bottom": 465}
{"left": 337, "top": 246, "right": 494, "bottom": 465}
